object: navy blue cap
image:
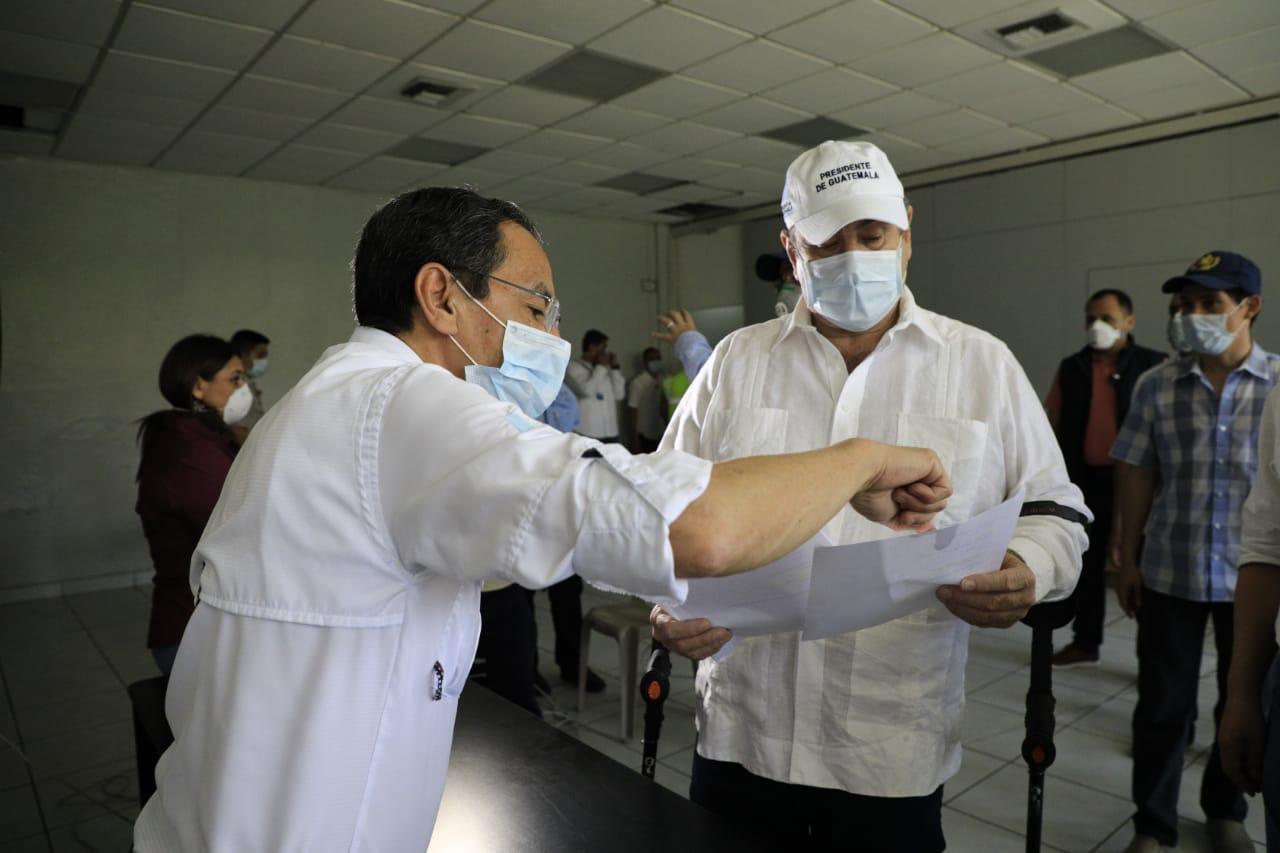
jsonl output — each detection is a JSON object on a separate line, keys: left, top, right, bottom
{"left": 1162, "top": 250, "right": 1261, "bottom": 296}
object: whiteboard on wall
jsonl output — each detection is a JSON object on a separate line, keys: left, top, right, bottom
{"left": 689, "top": 305, "right": 746, "bottom": 348}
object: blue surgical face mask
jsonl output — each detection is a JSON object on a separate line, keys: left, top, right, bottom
{"left": 245, "top": 358, "right": 268, "bottom": 379}
{"left": 449, "top": 281, "right": 571, "bottom": 419}
{"left": 1180, "top": 301, "right": 1246, "bottom": 356}
{"left": 797, "top": 243, "right": 904, "bottom": 332}
{"left": 1167, "top": 312, "right": 1188, "bottom": 353}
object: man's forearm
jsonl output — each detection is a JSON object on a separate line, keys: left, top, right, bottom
{"left": 671, "top": 438, "right": 883, "bottom": 577}
{"left": 1115, "top": 462, "right": 1154, "bottom": 566}
{"left": 1228, "top": 563, "right": 1280, "bottom": 700}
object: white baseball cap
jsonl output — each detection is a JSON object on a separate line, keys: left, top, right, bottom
{"left": 781, "top": 141, "right": 908, "bottom": 244}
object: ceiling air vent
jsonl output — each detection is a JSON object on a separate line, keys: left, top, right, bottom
{"left": 995, "top": 12, "right": 1080, "bottom": 50}
{"left": 656, "top": 202, "right": 736, "bottom": 220}
{"left": 400, "top": 77, "right": 472, "bottom": 109}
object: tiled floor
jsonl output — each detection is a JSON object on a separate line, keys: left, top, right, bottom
{"left": 0, "top": 584, "right": 1266, "bottom": 852}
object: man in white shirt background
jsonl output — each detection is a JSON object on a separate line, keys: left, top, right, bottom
{"left": 628, "top": 346, "right": 667, "bottom": 453}
{"left": 653, "top": 141, "right": 1089, "bottom": 851}
{"left": 567, "top": 328, "right": 626, "bottom": 442}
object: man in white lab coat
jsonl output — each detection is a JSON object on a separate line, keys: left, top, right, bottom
{"left": 133, "top": 186, "right": 956, "bottom": 852}
{"left": 652, "top": 141, "right": 1090, "bottom": 851}
{"left": 566, "top": 327, "right": 626, "bottom": 441}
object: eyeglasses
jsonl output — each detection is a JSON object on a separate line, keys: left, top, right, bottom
{"left": 480, "top": 272, "right": 561, "bottom": 333}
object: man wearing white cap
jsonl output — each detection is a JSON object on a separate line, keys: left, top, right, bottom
{"left": 652, "top": 141, "right": 1088, "bottom": 849}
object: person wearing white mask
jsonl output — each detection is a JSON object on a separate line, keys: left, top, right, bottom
{"left": 135, "top": 335, "right": 248, "bottom": 675}
{"left": 228, "top": 328, "right": 271, "bottom": 440}
{"left": 1044, "top": 290, "right": 1165, "bottom": 669}
{"left": 133, "top": 186, "right": 956, "bottom": 853}
{"left": 651, "top": 141, "right": 1089, "bottom": 851}
{"left": 1111, "top": 251, "right": 1274, "bottom": 853}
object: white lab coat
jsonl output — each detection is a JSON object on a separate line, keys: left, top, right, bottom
{"left": 565, "top": 359, "right": 625, "bottom": 438}
{"left": 661, "top": 289, "right": 1088, "bottom": 797}
{"left": 134, "top": 327, "right": 710, "bottom": 852}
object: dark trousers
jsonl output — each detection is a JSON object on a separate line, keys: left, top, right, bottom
{"left": 690, "top": 753, "right": 945, "bottom": 852}
{"left": 546, "top": 575, "right": 584, "bottom": 677}
{"left": 1132, "top": 586, "right": 1246, "bottom": 845}
{"left": 637, "top": 436, "right": 660, "bottom": 453}
{"left": 476, "top": 584, "right": 540, "bottom": 717}
{"left": 1265, "top": 655, "right": 1280, "bottom": 852}
{"left": 1071, "top": 464, "right": 1114, "bottom": 651}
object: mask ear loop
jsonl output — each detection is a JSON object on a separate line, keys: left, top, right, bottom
{"left": 448, "top": 275, "right": 507, "bottom": 366}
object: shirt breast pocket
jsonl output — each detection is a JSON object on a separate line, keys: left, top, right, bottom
{"left": 895, "top": 412, "right": 990, "bottom": 528}
{"left": 705, "top": 407, "right": 790, "bottom": 461}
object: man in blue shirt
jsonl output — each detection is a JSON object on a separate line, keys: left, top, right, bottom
{"left": 1112, "top": 251, "right": 1274, "bottom": 853}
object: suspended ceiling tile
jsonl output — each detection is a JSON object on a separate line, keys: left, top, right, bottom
{"left": 884, "top": 0, "right": 1027, "bottom": 28}
{"left": 93, "top": 50, "right": 234, "bottom": 102}
{"left": 937, "top": 125, "right": 1048, "bottom": 160}
{"left": 611, "top": 75, "right": 744, "bottom": 120}
{"left": 592, "top": 192, "right": 681, "bottom": 214}
{"left": 295, "top": 122, "right": 402, "bottom": 155}
{"left": 0, "top": 127, "right": 56, "bottom": 155}
{"left": 771, "top": 0, "right": 935, "bottom": 65}
{"left": 414, "top": 21, "right": 571, "bottom": 82}
{"left": 0, "top": 30, "right": 100, "bottom": 84}
{"left": 506, "top": 128, "right": 611, "bottom": 159}
{"left": 252, "top": 37, "right": 399, "bottom": 93}
{"left": 699, "top": 135, "right": 803, "bottom": 170}
{"left": 887, "top": 108, "right": 1004, "bottom": 146}
{"left": 325, "top": 155, "right": 445, "bottom": 192}
{"left": 290, "top": 0, "right": 456, "bottom": 59}
{"left": 5, "top": 0, "right": 121, "bottom": 46}
{"left": 330, "top": 96, "right": 447, "bottom": 136}
{"left": 553, "top": 104, "right": 670, "bottom": 138}
{"left": 1113, "top": 76, "right": 1249, "bottom": 120}
{"left": 1020, "top": 102, "right": 1139, "bottom": 139}
{"left": 425, "top": 163, "right": 508, "bottom": 190}
{"left": 649, "top": 182, "right": 735, "bottom": 203}
{"left": 1145, "top": 0, "right": 1280, "bottom": 48}
{"left": 489, "top": 175, "right": 580, "bottom": 202}
{"left": 644, "top": 155, "right": 737, "bottom": 182}
{"left": 628, "top": 121, "right": 740, "bottom": 155}
{"left": 1192, "top": 25, "right": 1280, "bottom": 77}
{"left": 917, "top": 61, "right": 1055, "bottom": 107}
{"left": 154, "top": 129, "right": 278, "bottom": 174}
{"left": 851, "top": 32, "right": 999, "bottom": 89}
{"left": 76, "top": 87, "right": 207, "bottom": 128}
{"left": 701, "top": 163, "right": 783, "bottom": 195}
{"left": 587, "top": 6, "right": 750, "bottom": 72}
{"left": 113, "top": 4, "right": 271, "bottom": 72}
{"left": 474, "top": 0, "right": 653, "bottom": 46}
{"left": 834, "top": 90, "right": 952, "bottom": 130}
{"left": 539, "top": 159, "right": 622, "bottom": 183}
{"left": 762, "top": 67, "right": 896, "bottom": 115}
{"left": 669, "top": 0, "right": 845, "bottom": 35}
{"left": 578, "top": 141, "right": 669, "bottom": 171}
{"left": 696, "top": 97, "right": 812, "bottom": 135}
{"left": 143, "top": 0, "right": 307, "bottom": 30}
{"left": 1072, "top": 52, "right": 1215, "bottom": 100}
{"left": 245, "top": 143, "right": 364, "bottom": 184}
{"left": 400, "top": 0, "right": 487, "bottom": 14}
{"left": 552, "top": 185, "right": 635, "bottom": 207}
{"left": 1230, "top": 61, "right": 1280, "bottom": 97}
{"left": 969, "top": 84, "right": 1101, "bottom": 125}
{"left": 192, "top": 104, "right": 312, "bottom": 140}
{"left": 468, "top": 86, "right": 594, "bottom": 127}
{"left": 682, "top": 39, "right": 830, "bottom": 95}
{"left": 714, "top": 191, "right": 774, "bottom": 209}
{"left": 58, "top": 113, "right": 179, "bottom": 165}
{"left": 461, "top": 148, "right": 560, "bottom": 176}
{"left": 1098, "top": 0, "right": 1206, "bottom": 19}
{"left": 370, "top": 63, "right": 501, "bottom": 110}
{"left": 423, "top": 113, "right": 534, "bottom": 147}
{"left": 220, "top": 75, "right": 348, "bottom": 119}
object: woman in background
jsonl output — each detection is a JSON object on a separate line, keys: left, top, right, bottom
{"left": 135, "top": 335, "right": 249, "bottom": 675}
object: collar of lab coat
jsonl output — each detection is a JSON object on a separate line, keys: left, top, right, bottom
{"left": 350, "top": 325, "right": 429, "bottom": 364}
{"left": 771, "top": 285, "right": 943, "bottom": 352}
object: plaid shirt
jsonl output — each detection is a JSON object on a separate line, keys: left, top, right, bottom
{"left": 1111, "top": 344, "right": 1280, "bottom": 601}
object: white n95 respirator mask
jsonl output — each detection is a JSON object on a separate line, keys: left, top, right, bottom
{"left": 221, "top": 383, "right": 254, "bottom": 425}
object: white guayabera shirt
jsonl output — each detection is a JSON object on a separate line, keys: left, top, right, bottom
{"left": 134, "top": 326, "right": 711, "bottom": 853}
{"left": 660, "top": 287, "right": 1089, "bottom": 798}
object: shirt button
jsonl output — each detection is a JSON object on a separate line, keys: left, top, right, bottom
{"left": 1215, "top": 491, "right": 1224, "bottom": 497}
{"left": 1214, "top": 523, "right": 1222, "bottom": 530}
{"left": 1218, "top": 458, "right": 1226, "bottom": 464}
{"left": 1219, "top": 425, "right": 1228, "bottom": 432}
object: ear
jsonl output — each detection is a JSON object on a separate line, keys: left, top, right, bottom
{"left": 191, "top": 377, "right": 207, "bottom": 402}
{"left": 1246, "top": 294, "right": 1263, "bottom": 321}
{"left": 414, "top": 262, "right": 462, "bottom": 337}
{"left": 780, "top": 228, "right": 798, "bottom": 270}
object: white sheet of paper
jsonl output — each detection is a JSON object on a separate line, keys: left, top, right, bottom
{"left": 801, "top": 492, "right": 1026, "bottom": 641}
{"left": 670, "top": 532, "right": 831, "bottom": 659}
